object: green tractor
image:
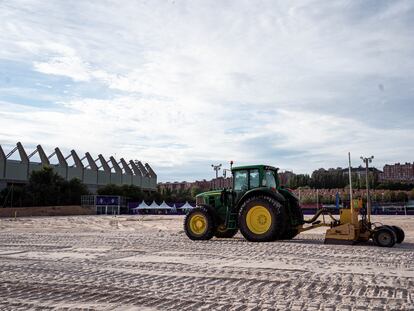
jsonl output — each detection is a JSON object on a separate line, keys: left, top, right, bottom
{"left": 184, "top": 164, "right": 304, "bottom": 242}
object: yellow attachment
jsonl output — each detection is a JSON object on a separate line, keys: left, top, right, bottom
{"left": 339, "top": 208, "right": 359, "bottom": 226}
{"left": 189, "top": 213, "right": 208, "bottom": 235}
{"left": 246, "top": 205, "right": 272, "bottom": 234}
{"left": 325, "top": 223, "right": 358, "bottom": 241}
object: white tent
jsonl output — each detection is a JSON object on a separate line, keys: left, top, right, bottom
{"left": 159, "top": 201, "right": 172, "bottom": 209}
{"left": 130, "top": 201, "right": 149, "bottom": 214}
{"left": 148, "top": 201, "right": 160, "bottom": 209}
{"left": 180, "top": 201, "right": 194, "bottom": 211}
{"left": 138, "top": 201, "right": 151, "bottom": 209}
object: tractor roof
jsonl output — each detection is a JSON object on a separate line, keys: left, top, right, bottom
{"left": 232, "top": 164, "right": 278, "bottom": 172}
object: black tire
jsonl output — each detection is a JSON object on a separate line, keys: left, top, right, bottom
{"left": 373, "top": 226, "right": 396, "bottom": 248}
{"left": 238, "top": 195, "right": 286, "bottom": 242}
{"left": 184, "top": 207, "right": 215, "bottom": 240}
{"left": 281, "top": 199, "right": 303, "bottom": 240}
{"left": 391, "top": 225, "right": 405, "bottom": 244}
{"left": 290, "top": 199, "right": 304, "bottom": 226}
{"left": 215, "top": 224, "right": 238, "bottom": 238}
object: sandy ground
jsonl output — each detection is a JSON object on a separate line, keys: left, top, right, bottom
{"left": 0, "top": 215, "right": 413, "bottom": 311}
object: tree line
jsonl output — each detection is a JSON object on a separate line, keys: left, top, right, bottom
{"left": 296, "top": 188, "right": 413, "bottom": 204}
{"left": 285, "top": 170, "right": 414, "bottom": 191}
{"left": 1, "top": 167, "right": 89, "bottom": 207}
{"left": 1, "top": 167, "right": 199, "bottom": 208}
{"left": 1, "top": 167, "right": 413, "bottom": 208}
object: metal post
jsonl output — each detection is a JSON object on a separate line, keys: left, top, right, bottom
{"left": 361, "top": 155, "right": 374, "bottom": 223}
{"left": 348, "top": 152, "right": 353, "bottom": 216}
{"left": 365, "top": 161, "right": 370, "bottom": 222}
{"left": 316, "top": 189, "right": 319, "bottom": 209}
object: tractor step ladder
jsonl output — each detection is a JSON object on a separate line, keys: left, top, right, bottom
{"left": 226, "top": 207, "right": 238, "bottom": 229}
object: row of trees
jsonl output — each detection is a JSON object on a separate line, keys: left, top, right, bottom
{"left": 1, "top": 167, "right": 89, "bottom": 207}
{"left": 2, "top": 167, "right": 413, "bottom": 208}
{"left": 296, "top": 189, "right": 413, "bottom": 204}
{"left": 0, "top": 167, "right": 199, "bottom": 208}
{"left": 286, "top": 171, "right": 414, "bottom": 191}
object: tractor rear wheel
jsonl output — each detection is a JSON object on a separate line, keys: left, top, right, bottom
{"left": 215, "top": 224, "right": 238, "bottom": 238}
{"left": 373, "top": 226, "right": 396, "bottom": 248}
{"left": 391, "top": 225, "right": 405, "bottom": 244}
{"left": 184, "top": 207, "right": 215, "bottom": 240}
{"left": 238, "top": 195, "right": 286, "bottom": 242}
{"left": 281, "top": 200, "right": 303, "bottom": 240}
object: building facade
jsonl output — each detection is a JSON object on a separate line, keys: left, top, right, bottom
{"left": 158, "top": 177, "right": 232, "bottom": 193}
{"left": 380, "top": 162, "right": 414, "bottom": 182}
{"left": 0, "top": 142, "right": 157, "bottom": 193}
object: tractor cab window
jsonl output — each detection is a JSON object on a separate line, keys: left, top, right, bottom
{"left": 234, "top": 170, "right": 248, "bottom": 191}
{"left": 263, "top": 170, "right": 277, "bottom": 189}
{"left": 249, "top": 169, "right": 260, "bottom": 188}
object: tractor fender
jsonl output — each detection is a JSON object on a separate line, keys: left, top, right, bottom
{"left": 278, "top": 188, "right": 304, "bottom": 225}
{"left": 278, "top": 188, "right": 299, "bottom": 202}
{"left": 236, "top": 187, "right": 286, "bottom": 211}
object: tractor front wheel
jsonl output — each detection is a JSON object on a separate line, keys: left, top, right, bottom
{"left": 184, "top": 207, "right": 215, "bottom": 240}
{"left": 238, "top": 195, "right": 286, "bottom": 242}
{"left": 215, "top": 224, "right": 238, "bottom": 238}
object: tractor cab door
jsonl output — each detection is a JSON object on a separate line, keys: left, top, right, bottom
{"left": 263, "top": 169, "right": 277, "bottom": 190}
{"left": 233, "top": 170, "right": 248, "bottom": 205}
{"left": 233, "top": 169, "right": 261, "bottom": 206}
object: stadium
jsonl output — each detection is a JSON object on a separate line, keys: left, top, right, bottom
{"left": 0, "top": 142, "right": 157, "bottom": 193}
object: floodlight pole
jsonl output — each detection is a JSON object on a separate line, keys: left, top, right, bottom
{"left": 361, "top": 155, "right": 374, "bottom": 223}
{"left": 211, "top": 164, "right": 222, "bottom": 179}
{"left": 348, "top": 153, "right": 353, "bottom": 217}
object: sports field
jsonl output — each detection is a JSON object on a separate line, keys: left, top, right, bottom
{"left": 0, "top": 215, "right": 413, "bottom": 310}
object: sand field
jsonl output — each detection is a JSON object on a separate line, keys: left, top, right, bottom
{"left": 0, "top": 215, "right": 413, "bottom": 310}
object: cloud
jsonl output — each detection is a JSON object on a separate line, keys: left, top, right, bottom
{"left": 0, "top": 0, "right": 413, "bottom": 181}
{"left": 33, "top": 56, "right": 91, "bottom": 82}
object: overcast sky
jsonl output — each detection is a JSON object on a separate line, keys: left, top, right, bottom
{"left": 1, "top": 1, "right": 413, "bottom": 182}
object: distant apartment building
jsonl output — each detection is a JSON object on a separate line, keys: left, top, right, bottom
{"left": 380, "top": 162, "right": 414, "bottom": 182}
{"left": 341, "top": 166, "right": 381, "bottom": 178}
{"left": 158, "top": 177, "right": 232, "bottom": 193}
{"left": 210, "top": 177, "right": 233, "bottom": 189}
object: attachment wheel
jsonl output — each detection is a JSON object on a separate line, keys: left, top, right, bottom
{"left": 373, "top": 226, "right": 396, "bottom": 248}
{"left": 391, "top": 225, "right": 405, "bottom": 244}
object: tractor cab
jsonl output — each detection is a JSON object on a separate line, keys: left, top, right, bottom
{"left": 232, "top": 165, "right": 279, "bottom": 192}
{"left": 231, "top": 165, "right": 279, "bottom": 205}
